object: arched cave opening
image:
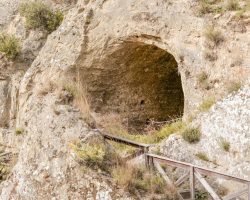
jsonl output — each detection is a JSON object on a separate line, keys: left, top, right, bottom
{"left": 81, "top": 42, "right": 184, "bottom": 133}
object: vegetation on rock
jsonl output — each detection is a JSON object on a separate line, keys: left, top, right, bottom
{"left": 227, "top": 81, "right": 241, "bottom": 94}
{"left": 15, "top": 128, "right": 24, "bottom": 135}
{"left": 111, "top": 164, "right": 176, "bottom": 198}
{"left": 182, "top": 127, "right": 201, "bottom": 143}
{"left": 0, "top": 33, "right": 20, "bottom": 60}
{"left": 204, "top": 26, "right": 224, "bottom": 46}
{"left": 219, "top": 138, "right": 230, "bottom": 152}
{"left": 197, "top": 71, "right": 210, "bottom": 90}
{"left": 199, "top": 97, "right": 215, "bottom": 112}
{"left": 195, "top": 152, "right": 210, "bottom": 162}
{"left": 19, "top": 2, "right": 63, "bottom": 33}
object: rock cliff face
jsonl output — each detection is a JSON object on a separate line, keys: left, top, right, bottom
{"left": 0, "top": 0, "right": 249, "bottom": 199}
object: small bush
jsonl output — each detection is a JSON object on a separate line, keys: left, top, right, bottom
{"left": 197, "top": 72, "right": 210, "bottom": 90}
{"left": 19, "top": 2, "right": 63, "bottom": 33}
{"left": 15, "top": 128, "right": 24, "bottom": 135}
{"left": 70, "top": 142, "right": 105, "bottom": 169}
{"left": 0, "top": 33, "right": 20, "bottom": 60}
{"left": 204, "top": 26, "right": 224, "bottom": 46}
{"left": 199, "top": 97, "right": 215, "bottom": 112}
{"left": 227, "top": 81, "right": 241, "bottom": 93}
{"left": 226, "top": 0, "right": 240, "bottom": 11}
{"left": 195, "top": 152, "right": 210, "bottom": 162}
{"left": 182, "top": 127, "right": 201, "bottom": 143}
{"left": 70, "top": 141, "right": 121, "bottom": 172}
{"left": 219, "top": 138, "right": 230, "bottom": 152}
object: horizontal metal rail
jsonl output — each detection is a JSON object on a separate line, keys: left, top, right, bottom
{"left": 146, "top": 154, "right": 250, "bottom": 184}
{"left": 146, "top": 154, "right": 250, "bottom": 200}
{"left": 102, "top": 133, "right": 151, "bottom": 149}
{"left": 101, "top": 131, "right": 250, "bottom": 200}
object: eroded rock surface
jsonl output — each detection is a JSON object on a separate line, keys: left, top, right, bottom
{"left": 0, "top": 0, "right": 249, "bottom": 199}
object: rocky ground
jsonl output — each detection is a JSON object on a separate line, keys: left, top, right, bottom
{"left": 0, "top": 0, "right": 249, "bottom": 199}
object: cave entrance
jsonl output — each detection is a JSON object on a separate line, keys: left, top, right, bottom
{"left": 83, "top": 42, "right": 184, "bottom": 132}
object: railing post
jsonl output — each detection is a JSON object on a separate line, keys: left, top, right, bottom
{"left": 190, "top": 166, "right": 195, "bottom": 200}
{"left": 144, "top": 147, "right": 149, "bottom": 168}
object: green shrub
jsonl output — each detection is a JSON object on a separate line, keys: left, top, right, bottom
{"left": 204, "top": 26, "right": 224, "bottom": 46}
{"left": 195, "top": 152, "right": 210, "bottom": 162}
{"left": 0, "top": 33, "right": 20, "bottom": 60}
{"left": 15, "top": 128, "right": 24, "bottom": 135}
{"left": 70, "top": 142, "right": 105, "bottom": 168}
{"left": 197, "top": 71, "right": 210, "bottom": 89}
{"left": 70, "top": 141, "right": 121, "bottom": 172}
{"left": 182, "top": 127, "right": 201, "bottom": 143}
{"left": 219, "top": 138, "right": 230, "bottom": 152}
{"left": 19, "top": 2, "right": 63, "bottom": 33}
{"left": 199, "top": 97, "right": 215, "bottom": 112}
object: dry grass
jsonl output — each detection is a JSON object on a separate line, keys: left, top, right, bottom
{"left": 70, "top": 140, "right": 121, "bottom": 172}
{"left": 204, "top": 26, "right": 224, "bottom": 46}
{"left": 61, "top": 81, "right": 94, "bottom": 126}
{"left": 0, "top": 33, "right": 20, "bottom": 60}
{"left": 219, "top": 138, "right": 230, "bottom": 152}
{"left": 195, "top": 152, "right": 210, "bottom": 162}
{"left": 97, "top": 113, "right": 186, "bottom": 144}
{"left": 226, "top": 0, "right": 240, "bottom": 11}
{"left": 197, "top": 71, "right": 210, "bottom": 90}
{"left": 226, "top": 81, "right": 241, "bottom": 94}
{"left": 199, "top": 97, "right": 215, "bottom": 112}
{"left": 112, "top": 163, "right": 177, "bottom": 198}
{"left": 182, "top": 127, "right": 201, "bottom": 143}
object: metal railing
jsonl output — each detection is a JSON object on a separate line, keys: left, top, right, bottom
{"left": 102, "top": 132, "right": 250, "bottom": 200}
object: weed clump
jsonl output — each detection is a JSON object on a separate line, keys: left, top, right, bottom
{"left": 227, "top": 81, "right": 241, "bottom": 94}
{"left": 219, "top": 138, "right": 230, "bottom": 152}
{"left": 199, "top": 97, "right": 215, "bottom": 112}
{"left": 197, "top": 72, "right": 210, "bottom": 90}
{"left": 15, "top": 128, "right": 24, "bottom": 135}
{"left": 182, "top": 127, "right": 201, "bottom": 143}
{"left": 195, "top": 152, "right": 210, "bottom": 162}
{"left": 112, "top": 164, "right": 176, "bottom": 198}
{"left": 19, "top": 2, "right": 63, "bottom": 33}
{"left": 70, "top": 141, "right": 121, "bottom": 173}
{"left": 0, "top": 33, "right": 20, "bottom": 60}
{"left": 204, "top": 26, "right": 224, "bottom": 46}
